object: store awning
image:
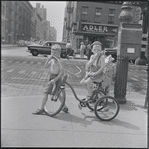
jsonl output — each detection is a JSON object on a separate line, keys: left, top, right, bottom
{"left": 72, "top": 31, "right": 117, "bottom": 37}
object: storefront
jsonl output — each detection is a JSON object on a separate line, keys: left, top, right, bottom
{"left": 71, "top": 22, "right": 118, "bottom": 51}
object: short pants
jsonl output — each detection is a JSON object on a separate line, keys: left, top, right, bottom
{"left": 44, "top": 74, "right": 62, "bottom": 95}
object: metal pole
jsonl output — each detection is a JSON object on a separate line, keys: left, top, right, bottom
{"left": 144, "top": 1, "right": 149, "bottom": 108}
{"left": 114, "top": 2, "right": 133, "bottom": 104}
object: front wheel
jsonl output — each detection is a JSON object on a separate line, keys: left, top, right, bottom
{"left": 86, "top": 90, "right": 106, "bottom": 111}
{"left": 31, "top": 50, "right": 38, "bottom": 56}
{"left": 94, "top": 96, "right": 120, "bottom": 121}
{"left": 44, "top": 89, "right": 66, "bottom": 117}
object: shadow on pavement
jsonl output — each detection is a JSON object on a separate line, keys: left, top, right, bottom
{"left": 82, "top": 114, "right": 141, "bottom": 130}
{"left": 47, "top": 112, "right": 92, "bottom": 127}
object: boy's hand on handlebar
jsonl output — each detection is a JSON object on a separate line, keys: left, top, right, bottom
{"left": 48, "top": 80, "right": 55, "bottom": 85}
{"left": 88, "top": 72, "right": 94, "bottom": 77}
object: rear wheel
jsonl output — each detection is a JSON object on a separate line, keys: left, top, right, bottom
{"left": 94, "top": 96, "right": 120, "bottom": 121}
{"left": 86, "top": 90, "right": 106, "bottom": 111}
{"left": 31, "top": 50, "right": 38, "bottom": 56}
{"left": 44, "top": 89, "right": 66, "bottom": 117}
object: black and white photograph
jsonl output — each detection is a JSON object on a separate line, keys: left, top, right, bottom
{"left": 1, "top": 0, "right": 148, "bottom": 147}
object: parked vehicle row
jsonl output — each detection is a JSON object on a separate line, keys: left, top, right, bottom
{"left": 17, "top": 40, "right": 31, "bottom": 47}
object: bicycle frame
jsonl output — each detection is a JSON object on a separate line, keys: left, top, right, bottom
{"left": 65, "top": 81, "right": 82, "bottom": 102}
{"left": 63, "top": 80, "right": 106, "bottom": 103}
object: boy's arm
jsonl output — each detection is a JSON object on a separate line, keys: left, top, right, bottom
{"left": 44, "top": 55, "right": 53, "bottom": 68}
{"left": 92, "top": 55, "right": 106, "bottom": 76}
{"left": 85, "top": 55, "right": 95, "bottom": 71}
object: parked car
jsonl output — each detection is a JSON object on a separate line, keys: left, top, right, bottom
{"left": 104, "top": 47, "right": 146, "bottom": 64}
{"left": 17, "top": 40, "right": 26, "bottom": 47}
{"left": 27, "top": 41, "right": 67, "bottom": 58}
{"left": 17, "top": 40, "right": 30, "bottom": 47}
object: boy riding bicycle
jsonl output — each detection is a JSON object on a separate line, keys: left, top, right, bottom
{"left": 80, "top": 42, "right": 106, "bottom": 101}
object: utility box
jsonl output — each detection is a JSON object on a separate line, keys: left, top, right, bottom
{"left": 117, "top": 23, "right": 142, "bottom": 60}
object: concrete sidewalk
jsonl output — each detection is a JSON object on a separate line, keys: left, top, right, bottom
{"left": 1, "top": 88, "right": 147, "bottom": 147}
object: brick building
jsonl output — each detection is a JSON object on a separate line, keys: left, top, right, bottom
{"left": 1, "top": 1, "right": 35, "bottom": 44}
{"left": 63, "top": 1, "right": 141, "bottom": 51}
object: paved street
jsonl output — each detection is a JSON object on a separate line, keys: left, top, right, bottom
{"left": 1, "top": 46, "right": 148, "bottom": 147}
{"left": 1, "top": 46, "right": 147, "bottom": 97}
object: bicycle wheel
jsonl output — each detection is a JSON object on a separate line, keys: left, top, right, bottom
{"left": 44, "top": 89, "right": 66, "bottom": 117}
{"left": 94, "top": 96, "right": 120, "bottom": 121}
{"left": 86, "top": 90, "right": 106, "bottom": 111}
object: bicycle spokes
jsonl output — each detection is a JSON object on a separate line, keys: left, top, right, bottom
{"left": 44, "top": 89, "right": 66, "bottom": 117}
{"left": 94, "top": 96, "right": 119, "bottom": 121}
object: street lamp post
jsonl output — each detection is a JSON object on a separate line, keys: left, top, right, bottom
{"left": 114, "top": 2, "right": 133, "bottom": 104}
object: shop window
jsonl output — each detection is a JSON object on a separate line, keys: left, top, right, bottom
{"left": 108, "top": 9, "right": 115, "bottom": 24}
{"left": 81, "top": 6, "right": 88, "bottom": 22}
{"left": 94, "top": 7, "right": 102, "bottom": 23}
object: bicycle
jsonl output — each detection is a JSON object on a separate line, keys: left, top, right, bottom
{"left": 44, "top": 74, "right": 120, "bottom": 121}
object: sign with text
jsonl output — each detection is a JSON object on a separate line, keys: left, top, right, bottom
{"left": 81, "top": 23, "right": 118, "bottom": 35}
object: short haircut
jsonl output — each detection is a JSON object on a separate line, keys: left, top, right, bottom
{"left": 93, "top": 44, "right": 102, "bottom": 51}
{"left": 51, "top": 44, "right": 61, "bottom": 52}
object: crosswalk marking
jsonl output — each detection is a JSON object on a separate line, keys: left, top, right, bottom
{"left": 18, "top": 70, "right": 26, "bottom": 74}
{"left": 30, "top": 71, "right": 37, "bottom": 75}
{"left": 15, "top": 61, "right": 19, "bottom": 63}
{"left": 22, "top": 61, "right": 27, "bottom": 64}
{"left": 130, "top": 77, "right": 138, "bottom": 81}
{"left": 7, "top": 69, "right": 14, "bottom": 72}
{"left": 141, "top": 78, "right": 147, "bottom": 81}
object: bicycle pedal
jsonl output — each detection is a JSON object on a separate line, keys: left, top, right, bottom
{"left": 78, "top": 103, "right": 82, "bottom": 110}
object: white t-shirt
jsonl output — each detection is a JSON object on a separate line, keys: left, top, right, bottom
{"left": 66, "top": 43, "right": 72, "bottom": 49}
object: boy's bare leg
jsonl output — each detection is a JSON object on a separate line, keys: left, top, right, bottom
{"left": 32, "top": 93, "right": 48, "bottom": 114}
{"left": 58, "top": 92, "right": 68, "bottom": 112}
{"left": 40, "top": 93, "right": 48, "bottom": 110}
{"left": 80, "top": 78, "right": 88, "bottom": 89}
{"left": 84, "top": 78, "right": 93, "bottom": 98}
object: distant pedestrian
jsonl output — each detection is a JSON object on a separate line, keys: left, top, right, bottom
{"left": 86, "top": 43, "right": 93, "bottom": 60}
{"left": 66, "top": 42, "right": 73, "bottom": 59}
{"left": 80, "top": 42, "right": 85, "bottom": 58}
{"left": 2, "top": 37, "right": 5, "bottom": 45}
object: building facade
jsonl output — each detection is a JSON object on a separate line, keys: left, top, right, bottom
{"left": 63, "top": 1, "right": 141, "bottom": 51}
{"left": 1, "top": 1, "right": 35, "bottom": 44}
{"left": 49, "top": 27, "right": 57, "bottom": 41}
{"left": 34, "top": 3, "right": 56, "bottom": 41}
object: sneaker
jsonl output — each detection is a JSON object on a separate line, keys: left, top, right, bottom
{"left": 62, "top": 107, "right": 69, "bottom": 113}
{"left": 32, "top": 109, "right": 45, "bottom": 115}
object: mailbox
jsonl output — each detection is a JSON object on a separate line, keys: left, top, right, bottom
{"left": 117, "top": 23, "right": 142, "bottom": 60}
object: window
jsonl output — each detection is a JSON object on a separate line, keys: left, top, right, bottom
{"left": 108, "top": 9, "right": 115, "bottom": 24}
{"left": 46, "top": 42, "right": 52, "bottom": 46}
{"left": 2, "top": 6, "right": 5, "bottom": 15}
{"left": 81, "top": 6, "right": 88, "bottom": 22}
{"left": 94, "top": 8, "right": 102, "bottom": 23}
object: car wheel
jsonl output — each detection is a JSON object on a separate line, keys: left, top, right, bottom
{"left": 132, "top": 60, "right": 135, "bottom": 64}
{"left": 31, "top": 50, "right": 38, "bottom": 56}
{"left": 61, "top": 53, "right": 67, "bottom": 58}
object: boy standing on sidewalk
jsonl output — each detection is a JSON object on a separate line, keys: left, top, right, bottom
{"left": 33, "top": 44, "right": 68, "bottom": 114}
